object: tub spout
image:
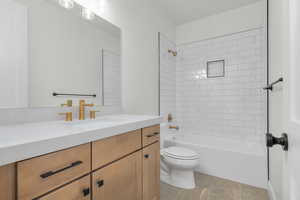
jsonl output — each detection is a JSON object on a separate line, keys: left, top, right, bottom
{"left": 169, "top": 125, "right": 179, "bottom": 130}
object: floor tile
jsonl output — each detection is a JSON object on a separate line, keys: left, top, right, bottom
{"left": 160, "top": 173, "right": 269, "bottom": 200}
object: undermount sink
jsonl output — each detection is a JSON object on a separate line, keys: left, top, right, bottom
{"left": 61, "top": 115, "right": 144, "bottom": 130}
{"left": 64, "top": 119, "right": 113, "bottom": 126}
{"left": 62, "top": 117, "right": 128, "bottom": 129}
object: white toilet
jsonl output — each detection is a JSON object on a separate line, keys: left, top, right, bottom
{"left": 160, "top": 146, "right": 199, "bottom": 189}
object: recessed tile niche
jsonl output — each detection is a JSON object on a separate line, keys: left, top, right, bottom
{"left": 207, "top": 60, "right": 225, "bottom": 78}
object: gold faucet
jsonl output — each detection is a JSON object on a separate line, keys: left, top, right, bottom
{"left": 59, "top": 112, "right": 73, "bottom": 122}
{"left": 59, "top": 100, "right": 73, "bottom": 121}
{"left": 90, "top": 110, "right": 100, "bottom": 119}
{"left": 79, "top": 100, "right": 94, "bottom": 120}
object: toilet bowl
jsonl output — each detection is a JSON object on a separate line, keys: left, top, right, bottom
{"left": 160, "top": 146, "right": 199, "bottom": 189}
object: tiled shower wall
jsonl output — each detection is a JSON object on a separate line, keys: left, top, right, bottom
{"left": 160, "top": 28, "right": 267, "bottom": 143}
{"left": 159, "top": 34, "right": 177, "bottom": 123}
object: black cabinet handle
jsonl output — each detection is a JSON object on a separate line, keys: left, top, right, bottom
{"left": 97, "top": 180, "right": 104, "bottom": 188}
{"left": 40, "top": 161, "right": 83, "bottom": 179}
{"left": 147, "top": 132, "right": 160, "bottom": 138}
{"left": 144, "top": 154, "right": 149, "bottom": 159}
{"left": 82, "top": 188, "right": 90, "bottom": 196}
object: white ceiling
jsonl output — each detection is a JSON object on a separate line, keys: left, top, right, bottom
{"left": 155, "top": 0, "right": 262, "bottom": 25}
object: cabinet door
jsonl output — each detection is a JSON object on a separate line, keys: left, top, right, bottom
{"left": 92, "top": 151, "right": 142, "bottom": 200}
{"left": 143, "top": 142, "right": 160, "bottom": 200}
{"left": 39, "top": 175, "right": 91, "bottom": 200}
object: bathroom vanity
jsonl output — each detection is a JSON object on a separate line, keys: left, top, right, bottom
{"left": 0, "top": 115, "right": 162, "bottom": 200}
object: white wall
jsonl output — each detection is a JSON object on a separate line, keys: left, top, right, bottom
{"left": 176, "top": 1, "right": 265, "bottom": 45}
{"left": 75, "top": 0, "right": 176, "bottom": 115}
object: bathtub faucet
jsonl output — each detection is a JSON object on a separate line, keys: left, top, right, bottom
{"left": 169, "top": 125, "right": 179, "bottom": 130}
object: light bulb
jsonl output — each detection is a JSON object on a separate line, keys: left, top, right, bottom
{"left": 58, "top": 0, "right": 74, "bottom": 9}
{"left": 82, "top": 8, "right": 95, "bottom": 21}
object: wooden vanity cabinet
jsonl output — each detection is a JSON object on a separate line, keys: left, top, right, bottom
{"left": 92, "top": 151, "right": 142, "bottom": 200}
{"left": 142, "top": 142, "right": 160, "bottom": 200}
{"left": 1, "top": 125, "right": 160, "bottom": 200}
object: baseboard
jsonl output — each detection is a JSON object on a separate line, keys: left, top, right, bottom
{"left": 268, "top": 181, "right": 277, "bottom": 200}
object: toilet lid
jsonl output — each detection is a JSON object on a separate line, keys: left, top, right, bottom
{"left": 163, "top": 147, "right": 199, "bottom": 159}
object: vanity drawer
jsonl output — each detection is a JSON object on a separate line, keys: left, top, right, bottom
{"left": 92, "top": 129, "right": 142, "bottom": 170}
{"left": 17, "top": 143, "right": 91, "bottom": 200}
{"left": 142, "top": 125, "right": 160, "bottom": 147}
{"left": 38, "top": 175, "right": 91, "bottom": 200}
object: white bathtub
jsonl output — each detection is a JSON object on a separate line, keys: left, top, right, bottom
{"left": 162, "top": 133, "right": 268, "bottom": 189}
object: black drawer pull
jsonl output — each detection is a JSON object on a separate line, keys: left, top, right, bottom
{"left": 97, "top": 180, "right": 104, "bottom": 188}
{"left": 147, "top": 132, "right": 159, "bottom": 138}
{"left": 40, "top": 160, "right": 83, "bottom": 179}
{"left": 83, "top": 188, "right": 90, "bottom": 196}
{"left": 144, "top": 154, "right": 150, "bottom": 159}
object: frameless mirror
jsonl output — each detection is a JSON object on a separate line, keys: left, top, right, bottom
{"left": 0, "top": 0, "right": 121, "bottom": 108}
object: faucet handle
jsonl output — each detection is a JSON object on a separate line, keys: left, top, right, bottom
{"left": 90, "top": 110, "right": 100, "bottom": 119}
{"left": 79, "top": 100, "right": 94, "bottom": 107}
{"left": 59, "top": 112, "right": 73, "bottom": 121}
{"left": 61, "top": 100, "right": 73, "bottom": 107}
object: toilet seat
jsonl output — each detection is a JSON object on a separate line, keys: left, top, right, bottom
{"left": 162, "top": 147, "right": 199, "bottom": 160}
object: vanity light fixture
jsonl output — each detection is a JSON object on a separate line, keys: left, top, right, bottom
{"left": 82, "top": 8, "right": 95, "bottom": 21}
{"left": 58, "top": 0, "right": 74, "bottom": 9}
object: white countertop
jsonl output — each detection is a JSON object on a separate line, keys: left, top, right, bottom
{"left": 0, "top": 114, "right": 163, "bottom": 167}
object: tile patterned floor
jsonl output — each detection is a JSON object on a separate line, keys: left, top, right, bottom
{"left": 160, "top": 173, "right": 269, "bottom": 200}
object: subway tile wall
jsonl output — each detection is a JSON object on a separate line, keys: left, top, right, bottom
{"left": 159, "top": 33, "right": 177, "bottom": 123}
{"left": 176, "top": 28, "right": 267, "bottom": 143}
{"left": 160, "top": 28, "right": 267, "bottom": 143}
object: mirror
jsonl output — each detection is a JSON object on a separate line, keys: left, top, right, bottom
{"left": 0, "top": 0, "right": 121, "bottom": 108}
